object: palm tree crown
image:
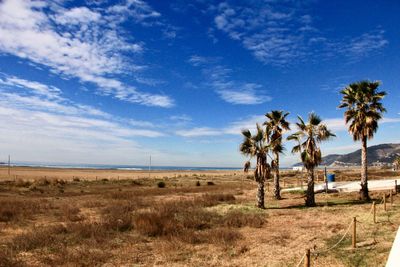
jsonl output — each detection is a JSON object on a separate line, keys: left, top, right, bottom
{"left": 288, "top": 113, "right": 335, "bottom": 169}
{"left": 338, "top": 80, "right": 386, "bottom": 141}
{"left": 240, "top": 124, "right": 268, "bottom": 158}
{"left": 264, "top": 110, "right": 290, "bottom": 155}
{"left": 240, "top": 124, "right": 271, "bottom": 181}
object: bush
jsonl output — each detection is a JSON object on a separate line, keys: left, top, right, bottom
{"left": 199, "top": 193, "right": 235, "bottom": 206}
{"left": 224, "top": 211, "right": 265, "bottom": 228}
{"left": 0, "top": 198, "right": 52, "bottom": 223}
{"left": 157, "top": 181, "right": 166, "bottom": 188}
{"left": 14, "top": 179, "right": 32, "bottom": 187}
{"left": 102, "top": 204, "right": 134, "bottom": 232}
{"left": 0, "top": 249, "right": 24, "bottom": 267}
{"left": 62, "top": 205, "right": 83, "bottom": 222}
{"left": 73, "top": 177, "right": 80, "bottom": 182}
{"left": 207, "top": 181, "right": 215, "bottom": 186}
{"left": 35, "top": 177, "right": 51, "bottom": 186}
{"left": 12, "top": 224, "right": 68, "bottom": 251}
{"left": 196, "top": 181, "right": 201, "bottom": 186}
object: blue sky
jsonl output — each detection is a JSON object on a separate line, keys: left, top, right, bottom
{"left": 0, "top": 0, "right": 399, "bottom": 167}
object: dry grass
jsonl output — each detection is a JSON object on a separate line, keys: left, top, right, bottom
{"left": 0, "top": 168, "right": 399, "bottom": 266}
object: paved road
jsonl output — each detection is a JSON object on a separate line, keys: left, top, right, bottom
{"left": 282, "top": 178, "right": 400, "bottom": 193}
{"left": 386, "top": 226, "right": 400, "bottom": 267}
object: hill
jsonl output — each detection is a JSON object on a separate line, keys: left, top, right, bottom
{"left": 294, "top": 143, "right": 400, "bottom": 167}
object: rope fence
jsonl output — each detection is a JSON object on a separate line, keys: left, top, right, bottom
{"left": 294, "top": 184, "right": 398, "bottom": 267}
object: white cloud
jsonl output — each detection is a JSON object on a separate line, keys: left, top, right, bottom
{"left": 170, "top": 114, "right": 192, "bottom": 123}
{"left": 190, "top": 59, "right": 271, "bottom": 105}
{"left": 175, "top": 115, "right": 400, "bottom": 139}
{"left": 0, "top": 75, "right": 61, "bottom": 99}
{"left": 106, "top": 0, "right": 161, "bottom": 24}
{"left": 0, "top": 0, "right": 173, "bottom": 107}
{"left": 217, "top": 83, "right": 272, "bottom": 105}
{"left": 323, "top": 118, "right": 347, "bottom": 132}
{"left": 324, "top": 29, "right": 388, "bottom": 61}
{"left": 176, "top": 127, "right": 222, "bottom": 137}
{"left": 213, "top": 1, "right": 309, "bottom": 65}
{"left": 211, "top": 2, "right": 388, "bottom": 66}
{"left": 316, "top": 117, "right": 400, "bottom": 133}
{"left": 52, "top": 7, "right": 101, "bottom": 25}
{"left": 187, "top": 55, "right": 219, "bottom": 66}
{"left": 176, "top": 115, "right": 265, "bottom": 138}
{"left": 0, "top": 74, "right": 163, "bottom": 138}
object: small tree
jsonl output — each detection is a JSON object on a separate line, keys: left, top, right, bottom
{"left": 288, "top": 113, "right": 335, "bottom": 207}
{"left": 240, "top": 124, "right": 272, "bottom": 209}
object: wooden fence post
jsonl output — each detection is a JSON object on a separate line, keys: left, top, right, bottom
{"left": 352, "top": 217, "right": 357, "bottom": 249}
{"left": 304, "top": 249, "right": 310, "bottom": 267}
{"left": 390, "top": 190, "right": 393, "bottom": 205}
{"left": 373, "top": 201, "right": 376, "bottom": 224}
{"left": 384, "top": 194, "right": 387, "bottom": 211}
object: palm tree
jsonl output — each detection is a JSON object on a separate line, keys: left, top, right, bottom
{"left": 264, "top": 110, "right": 290, "bottom": 200}
{"left": 288, "top": 113, "right": 335, "bottom": 207}
{"left": 240, "top": 124, "right": 272, "bottom": 209}
{"left": 338, "top": 81, "right": 386, "bottom": 201}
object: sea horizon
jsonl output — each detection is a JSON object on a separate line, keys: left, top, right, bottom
{"left": 1, "top": 161, "right": 250, "bottom": 171}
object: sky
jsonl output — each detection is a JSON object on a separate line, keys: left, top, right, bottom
{"left": 0, "top": 0, "right": 399, "bottom": 167}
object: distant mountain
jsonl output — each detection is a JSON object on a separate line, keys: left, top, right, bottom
{"left": 294, "top": 143, "right": 400, "bottom": 167}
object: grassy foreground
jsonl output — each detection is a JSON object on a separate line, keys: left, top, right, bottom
{"left": 0, "top": 169, "right": 399, "bottom": 266}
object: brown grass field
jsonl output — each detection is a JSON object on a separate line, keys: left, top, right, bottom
{"left": 0, "top": 166, "right": 400, "bottom": 266}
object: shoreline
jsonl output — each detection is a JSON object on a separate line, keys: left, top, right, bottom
{"left": 0, "top": 166, "right": 243, "bottom": 181}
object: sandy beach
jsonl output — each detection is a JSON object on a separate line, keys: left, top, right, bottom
{"left": 0, "top": 166, "right": 240, "bottom": 181}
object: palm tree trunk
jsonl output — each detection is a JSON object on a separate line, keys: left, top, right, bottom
{"left": 273, "top": 152, "right": 281, "bottom": 200}
{"left": 254, "top": 155, "right": 266, "bottom": 209}
{"left": 257, "top": 181, "right": 265, "bottom": 209}
{"left": 360, "top": 136, "right": 370, "bottom": 201}
{"left": 305, "top": 167, "right": 316, "bottom": 207}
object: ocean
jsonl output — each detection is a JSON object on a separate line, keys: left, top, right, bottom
{"left": 4, "top": 162, "right": 242, "bottom": 171}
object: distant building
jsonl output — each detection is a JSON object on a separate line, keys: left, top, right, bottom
{"left": 292, "top": 166, "right": 304, "bottom": 171}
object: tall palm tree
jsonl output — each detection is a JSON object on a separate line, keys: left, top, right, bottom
{"left": 338, "top": 81, "right": 386, "bottom": 201}
{"left": 264, "top": 110, "right": 290, "bottom": 200}
{"left": 240, "top": 124, "right": 272, "bottom": 209}
{"left": 288, "top": 113, "right": 335, "bottom": 207}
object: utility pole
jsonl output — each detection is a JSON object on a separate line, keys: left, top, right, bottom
{"left": 8, "top": 155, "right": 10, "bottom": 176}
{"left": 325, "top": 166, "right": 328, "bottom": 193}
{"left": 148, "top": 155, "right": 151, "bottom": 179}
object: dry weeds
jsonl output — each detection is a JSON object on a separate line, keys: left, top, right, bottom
{"left": 0, "top": 168, "right": 398, "bottom": 266}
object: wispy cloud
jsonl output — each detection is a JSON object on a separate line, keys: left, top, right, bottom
{"left": 0, "top": 0, "right": 173, "bottom": 107}
{"left": 188, "top": 56, "right": 271, "bottom": 105}
{"left": 210, "top": 2, "right": 388, "bottom": 66}
{"left": 216, "top": 83, "right": 272, "bottom": 105}
{"left": 0, "top": 74, "right": 163, "bottom": 138}
{"left": 212, "top": 1, "right": 312, "bottom": 66}
{"left": 176, "top": 114, "right": 264, "bottom": 137}
{"left": 176, "top": 127, "right": 222, "bottom": 137}
{"left": 327, "top": 29, "right": 388, "bottom": 61}
{"left": 176, "top": 115, "right": 400, "bottom": 138}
